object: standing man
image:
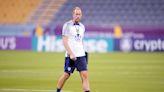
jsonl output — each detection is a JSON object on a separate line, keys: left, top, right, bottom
{"left": 56, "top": 7, "right": 90, "bottom": 92}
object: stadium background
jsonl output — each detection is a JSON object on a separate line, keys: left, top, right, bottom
{"left": 0, "top": 0, "right": 164, "bottom": 92}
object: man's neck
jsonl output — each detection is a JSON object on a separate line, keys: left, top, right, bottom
{"left": 72, "top": 20, "right": 79, "bottom": 24}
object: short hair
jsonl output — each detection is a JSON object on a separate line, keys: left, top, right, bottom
{"left": 73, "top": 6, "right": 82, "bottom": 14}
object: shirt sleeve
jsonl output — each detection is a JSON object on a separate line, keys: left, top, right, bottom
{"left": 81, "top": 23, "right": 85, "bottom": 32}
{"left": 83, "top": 24, "right": 85, "bottom": 32}
{"left": 62, "top": 23, "right": 69, "bottom": 36}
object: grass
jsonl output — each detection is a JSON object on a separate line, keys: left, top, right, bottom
{"left": 0, "top": 51, "right": 164, "bottom": 92}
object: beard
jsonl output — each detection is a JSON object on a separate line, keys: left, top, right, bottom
{"left": 74, "top": 21, "right": 79, "bottom": 24}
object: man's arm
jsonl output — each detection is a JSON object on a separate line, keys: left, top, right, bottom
{"left": 63, "top": 35, "right": 77, "bottom": 61}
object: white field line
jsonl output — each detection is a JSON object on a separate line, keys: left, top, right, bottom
{"left": 0, "top": 88, "right": 72, "bottom": 92}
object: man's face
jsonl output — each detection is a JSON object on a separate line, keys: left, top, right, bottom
{"left": 73, "top": 9, "right": 82, "bottom": 22}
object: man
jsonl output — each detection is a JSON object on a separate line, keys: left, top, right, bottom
{"left": 56, "top": 7, "right": 90, "bottom": 92}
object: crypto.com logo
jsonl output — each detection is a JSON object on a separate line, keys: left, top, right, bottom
{"left": 120, "top": 37, "right": 132, "bottom": 52}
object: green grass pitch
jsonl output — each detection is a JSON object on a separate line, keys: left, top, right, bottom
{"left": 0, "top": 51, "right": 164, "bottom": 92}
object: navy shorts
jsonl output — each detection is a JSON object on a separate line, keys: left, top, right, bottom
{"left": 64, "top": 53, "right": 88, "bottom": 74}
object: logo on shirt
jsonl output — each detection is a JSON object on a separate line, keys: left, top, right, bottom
{"left": 75, "top": 34, "right": 82, "bottom": 41}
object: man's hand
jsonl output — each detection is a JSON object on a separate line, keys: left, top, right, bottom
{"left": 70, "top": 53, "right": 77, "bottom": 61}
{"left": 63, "top": 36, "right": 77, "bottom": 61}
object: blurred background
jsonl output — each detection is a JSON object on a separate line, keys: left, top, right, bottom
{"left": 0, "top": 0, "right": 164, "bottom": 92}
{"left": 0, "top": 0, "right": 164, "bottom": 52}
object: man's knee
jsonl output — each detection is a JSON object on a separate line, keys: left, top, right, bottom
{"left": 80, "top": 71, "right": 88, "bottom": 80}
{"left": 63, "top": 72, "right": 70, "bottom": 80}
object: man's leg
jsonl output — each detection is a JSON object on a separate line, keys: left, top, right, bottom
{"left": 56, "top": 72, "right": 70, "bottom": 92}
{"left": 80, "top": 71, "right": 90, "bottom": 92}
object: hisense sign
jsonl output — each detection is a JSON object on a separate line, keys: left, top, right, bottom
{"left": 32, "top": 36, "right": 114, "bottom": 53}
